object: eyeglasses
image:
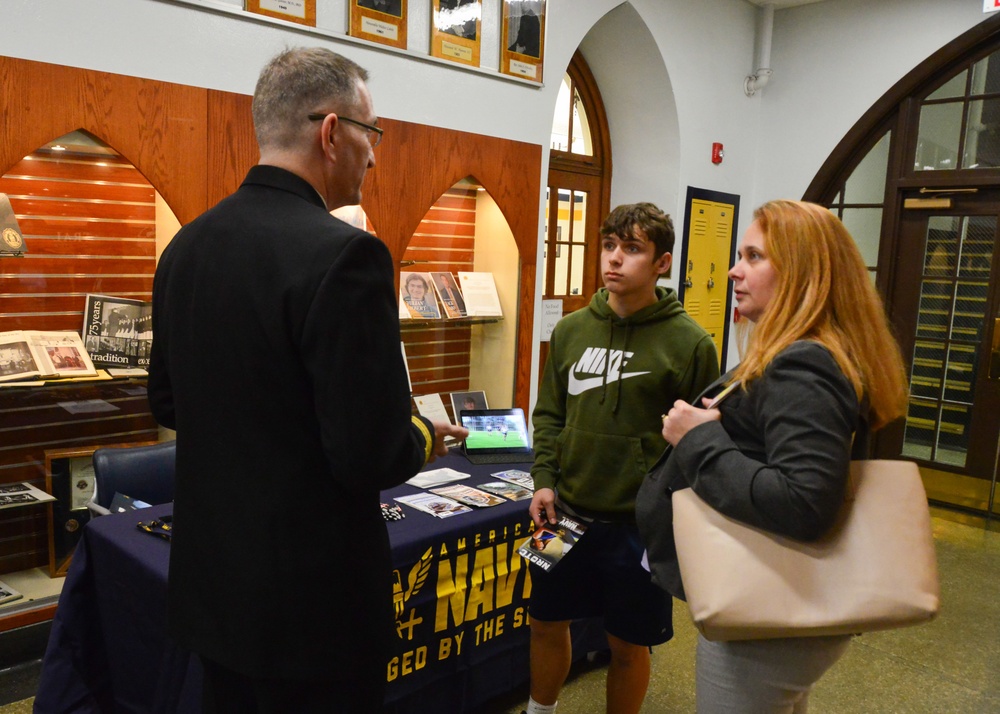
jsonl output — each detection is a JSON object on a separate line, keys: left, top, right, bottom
{"left": 308, "top": 113, "right": 383, "bottom": 148}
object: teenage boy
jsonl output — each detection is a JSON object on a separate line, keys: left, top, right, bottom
{"left": 525, "top": 202, "right": 720, "bottom": 714}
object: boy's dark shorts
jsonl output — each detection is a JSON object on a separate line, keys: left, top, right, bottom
{"left": 528, "top": 519, "right": 673, "bottom": 647}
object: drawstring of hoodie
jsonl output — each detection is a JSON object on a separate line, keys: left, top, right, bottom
{"left": 599, "top": 317, "right": 632, "bottom": 414}
{"left": 614, "top": 321, "right": 632, "bottom": 414}
{"left": 599, "top": 318, "right": 614, "bottom": 406}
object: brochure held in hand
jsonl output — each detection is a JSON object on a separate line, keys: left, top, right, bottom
{"left": 517, "top": 508, "right": 588, "bottom": 572}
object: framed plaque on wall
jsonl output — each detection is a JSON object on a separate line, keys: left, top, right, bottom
{"left": 44, "top": 440, "right": 158, "bottom": 577}
{"left": 245, "top": 0, "right": 316, "bottom": 27}
{"left": 44, "top": 446, "right": 98, "bottom": 577}
{"left": 431, "top": 0, "right": 482, "bottom": 68}
{"left": 350, "top": 0, "right": 407, "bottom": 49}
{"left": 501, "top": 0, "right": 545, "bottom": 82}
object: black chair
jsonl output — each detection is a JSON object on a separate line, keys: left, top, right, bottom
{"left": 87, "top": 441, "right": 177, "bottom": 517}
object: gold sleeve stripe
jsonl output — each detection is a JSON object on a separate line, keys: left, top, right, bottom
{"left": 412, "top": 416, "right": 433, "bottom": 464}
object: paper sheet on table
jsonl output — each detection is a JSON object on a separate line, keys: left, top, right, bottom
{"left": 406, "top": 467, "right": 470, "bottom": 488}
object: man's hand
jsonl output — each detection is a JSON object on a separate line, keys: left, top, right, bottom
{"left": 428, "top": 420, "right": 469, "bottom": 461}
{"left": 529, "top": 487, "right": 557, "bottom": 527}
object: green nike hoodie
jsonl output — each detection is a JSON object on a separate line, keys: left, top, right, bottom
{"left": 531, "top": 286, "right": 720, "bottom": 520}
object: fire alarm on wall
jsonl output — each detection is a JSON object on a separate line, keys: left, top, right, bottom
{"left": 712, "top": 142, "right": 724, "bottom": 164}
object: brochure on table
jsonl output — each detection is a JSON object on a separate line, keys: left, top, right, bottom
{"left": 406, "top": 467, "right": 470, "bottom": 489}
{"left": 395, "top": 492, "right": 472, "bottom": 518}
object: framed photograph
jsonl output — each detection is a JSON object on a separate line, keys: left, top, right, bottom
{"left": 431, "top": 0, "right": 482, "bottom": 68}
{"left": 400, "top": 272, "right": 442, "bottom": 320}
{"left": 43, "top": 441, "right": 155, "bottom": 577}
{"left": 501, "top": 0, "right": 545, "bottom": 82}
{"left": 350, "top": 0, "right": 407, "bottom": 49}
{"left": 245, "top": 0, "right": 316, "bottom": 27}
{"left": 44, "top": 446, "right": 99, "bottom": 577}
{"left": 450, "top": 389, "right": 488, "bottom": 421}
{"left": 430, "top": 271, "right": 468, "bottom": 318}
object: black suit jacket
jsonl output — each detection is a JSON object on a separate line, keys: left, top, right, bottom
{"left": 149, "top": 165, "right": 431, "bottom": 680}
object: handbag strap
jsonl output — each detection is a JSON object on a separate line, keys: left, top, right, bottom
{"left": 845, "top": 406, "right": 873, "bottom": 502}
{"left": 851, "top": 405, "right": 872, "bottom": 460}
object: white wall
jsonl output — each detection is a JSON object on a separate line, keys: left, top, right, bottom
{"left": 756, "top": 0, "right": 990, "bottom": 205}
{"left": 471, "top": 191, "right": 519, "bottom": 407}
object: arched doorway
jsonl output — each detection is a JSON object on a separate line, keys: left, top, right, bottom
{"left": 539, "top": 51, "right": 611, "bottom": 383}
{"left": 806, "top": 14, "right": 1000, "bottom": 517}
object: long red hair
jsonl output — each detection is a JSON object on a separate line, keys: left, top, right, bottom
{"left": 731, "top": 200, "right": 907, "bottom": 430}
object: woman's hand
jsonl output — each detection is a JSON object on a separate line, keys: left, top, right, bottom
{"left": 661, "top": 397, "right": 721, "bottom": 447}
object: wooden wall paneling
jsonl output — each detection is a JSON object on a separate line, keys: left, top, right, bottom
{"left": 401, "top": 322, "right": 473, "bottom": 395}
{"left": 400, "top": 188, "right": 477, "bottom": 397}
{"left": 12, "top": 200, "right": 154, "bottom": 222}
{"left": 0, "top": 382, "right": 158, "bottom": 574}
{"left": 0, "top": 148, "right": 157, "bottom": 335}
{"left": 0, "top": 604, "right": 58, "bottom": 634}
{"left": 206, "top": 90, "right": 258, "bottom": 211}
{"left": 363, "top": 119, "right": 541, "bottom": 411}
{"left": 0, "top": 510, "right": 49, "bottom": 573}
{"left": 0, "top": 56, "right": 209, "bottom": 226}
{"left": 0, "top": 175, "right": 153, "bottom": 202}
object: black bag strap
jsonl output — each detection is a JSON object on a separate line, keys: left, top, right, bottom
{"left": 850, "top": 401, "right": 873, "bottom": 460}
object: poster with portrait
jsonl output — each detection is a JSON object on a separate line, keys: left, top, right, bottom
{"left": 244, "top": 0, "right": 316, "bottom": 27}
{"left": 350, "top": 0, "right": 407, "bottom": 49}
{"left": 501, "top": 0, "right": 545, "bottom": 82}
{"left": 430, "top": 271, "right": 468, "bottom": 318}
{"left": 431, "top": 0, "right": 482, "bottom": 68}
{"left": 399, "top": 272, "right": 442, "bottom": 320}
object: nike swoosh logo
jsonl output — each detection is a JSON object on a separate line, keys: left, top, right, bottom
{"left": 567, "top": 369, "right": 651, "bottom": 396}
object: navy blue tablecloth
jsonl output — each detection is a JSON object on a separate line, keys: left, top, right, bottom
{"left": 35, "top": 453, "right": 605, "bottom": 713}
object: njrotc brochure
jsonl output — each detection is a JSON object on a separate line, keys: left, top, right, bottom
{"left": 429, "top": 484, "right": 506, "bottom": 508}
{"left": 491, "top": 469, "right": 534, "bottom": 490}
{"left": 394, "top": 492, "right": 472, "bottom": 518}
{"left": 477, "top": 481, "right": 533, "bottom": 501}
{"left": 517, "top": 509, "right": 588, "bottom": 571}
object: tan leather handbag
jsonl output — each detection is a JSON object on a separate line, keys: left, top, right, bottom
{"left": 672, "top": 458, "right": 940, "bottom": 641}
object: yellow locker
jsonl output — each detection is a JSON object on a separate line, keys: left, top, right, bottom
{"left": 682, "top": 198, "right": 736, "bottom": 364}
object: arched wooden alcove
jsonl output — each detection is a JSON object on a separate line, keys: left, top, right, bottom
{"left": 0, "top": 54, "right": 540, "bottom": 411}
{"left": 362, "top": 119, "right": 541, "bottom": 411}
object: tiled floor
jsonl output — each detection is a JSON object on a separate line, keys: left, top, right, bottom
{"left": 480, "top": 508, "right": 1000, "bottom": 713}
{"left": 4, "top": 508, "right": 998, "bottom": 713}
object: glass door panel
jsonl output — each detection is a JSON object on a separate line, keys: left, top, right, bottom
{"left": 892, "top": 199, "right": 1000, "bottom": 503}
{"left": 901, "top": 215, "right": 994, "bottom": 468}
{"left": 544, "top": 171, "right": 601, "bottom": 318}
